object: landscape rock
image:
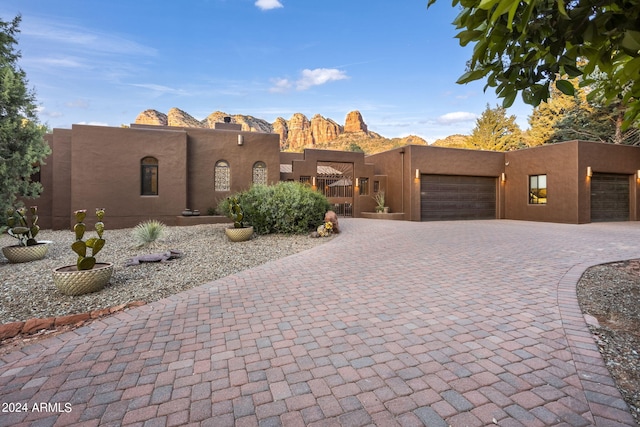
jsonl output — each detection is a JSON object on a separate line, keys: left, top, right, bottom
{"left": 22, "top": 317, "right": 55, "bottom": 334}
{"left": 0, "top": 321, "right": 24, "bottom": 340}
{"left": 54, "top": 313, "right": 91, "bottom": 327}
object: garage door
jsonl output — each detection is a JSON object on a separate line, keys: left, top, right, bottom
{"left": 421, "top": 175, "right": 496, "bottom": 221}
{"left": 591, "top": 173, "right": 629, "bottom": 222}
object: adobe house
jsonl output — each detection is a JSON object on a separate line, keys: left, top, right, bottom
{"left": 31, "top": 122, "right": 640, "bottom": 230}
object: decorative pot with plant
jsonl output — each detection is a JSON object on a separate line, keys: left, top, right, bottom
{"left": 223, "top": 197, "right": 254, "bottom": 242}
{"left": 1, "top": 206, "right": 50, "bottom": 263}
{"left": 52, "top": 208, "right": 114, "bottom": 296}
{"left": 373, "top": 191, "right": 386, "bottom": 213}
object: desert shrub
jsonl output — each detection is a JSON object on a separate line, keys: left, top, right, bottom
{"left": 133, "top": 219, "right": 166, "bottom": 248}
{"left": 219, "top": 182, "right": 330, "bottom": 234}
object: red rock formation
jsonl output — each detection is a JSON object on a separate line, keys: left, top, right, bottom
{"left": 167, "top": 107, "right": 204, "bottom": 128}
{"left": 134, "top": 109, "right": 168, "bottom": 126}
{"left": 287, "top": 113, "right": 313, "bottom": 150}
{"left": 344, "top": 110, "right": 368, "bottom": 133}
{"left": 273, "top": 117, "right": 289, "bottom": 150}
{"left": 311, "top": 114, "right": 342, "bottom": 145}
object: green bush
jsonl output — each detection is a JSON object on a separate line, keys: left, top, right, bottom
{"left": 218, "top": 182, "right": 330, "bottom": 234}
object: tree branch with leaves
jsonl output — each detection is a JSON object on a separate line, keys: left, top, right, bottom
{"left": 428, "top": 0, "right": 640, "bottom": 128}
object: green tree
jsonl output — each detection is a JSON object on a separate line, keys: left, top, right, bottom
{"left": 526, "top": 79, "right": 589, "bottom": 146}
{"left": 427, "top": 0, "right": 640, "bottom": 127}
{"left": 0, "top": 15, "right": 50, "bottom": 222}
{"left": 467, "top": 104, "right": 523, "bottom": 151}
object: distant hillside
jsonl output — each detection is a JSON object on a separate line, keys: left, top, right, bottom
{"left": 134, "top": 108, "right": 427, "bottom": 154}
{"left": 431, "top": 134, "right": 470, "bottom": 149}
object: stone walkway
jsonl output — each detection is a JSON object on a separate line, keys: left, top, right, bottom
{"left": 0, "top": 219, "right": 638, "bottom": 426}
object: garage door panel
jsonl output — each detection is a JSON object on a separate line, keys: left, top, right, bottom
{"left": 421, "top": 175, "right": 496, "bottom": 221}
{"left": 591, "top": 173, "right": 629, "bottom": 222}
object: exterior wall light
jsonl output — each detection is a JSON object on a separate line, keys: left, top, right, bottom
{"left": 586, "top": 166, "right": 592, "bottom": 177}
{"left": 355, "top": 178, "right": 360, "bottom": 187}
{"left": 312, "top": 176, "right": 316, "bottom": 187}
{"left": 415, "top": 169, "right": 420, "bottom": 180}
{"left": 637, "top": 170, "right": 640, "bottom": 180}
{"left": 237, "top": 135, "right": 244, "bottom": 146}
{"left": 501, "top": 172, "right": 506, "bottom": 182}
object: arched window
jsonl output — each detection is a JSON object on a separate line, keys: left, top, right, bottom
{"left": 215, "top": 160, "right": 230, "bottom": 191}
{"left": 252, "top": 161, "right": 267, "bottom": 185}
{"left": 141, "top": 157, "right": 158, "bottom": 195}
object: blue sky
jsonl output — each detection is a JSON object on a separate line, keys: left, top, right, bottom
{"left": 1, "top": 0, "right": 533, "bottom": 142}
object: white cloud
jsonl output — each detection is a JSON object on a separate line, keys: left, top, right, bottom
{"left": 255, "top": 0, "right": 283, "bottom": 11}
{"left": 269, "top": 68, "right": 349, "bottom": 93}
{"left": 129, "top": 83, "right": 187, "bottom": 95}
{"left": 65, "top": 99, "right": 90, "bottom": 109}
{"left": 296, "top": 68, "right": 348, "bottom": 90}
{"left": 22, "top": 19, "right": 158, "bottom": 57}
{"left": 437, "top": 111, "right": 477, "bottom": 124}
{"left": 269, "top": 78, "right": 293, "bottom": 93}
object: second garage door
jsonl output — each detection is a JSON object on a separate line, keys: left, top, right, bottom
{"left": 591, "top": 173, "right": 629, "bottom": 222}
{"left": 421, "top": 175, "right": 496, "bottom": 221}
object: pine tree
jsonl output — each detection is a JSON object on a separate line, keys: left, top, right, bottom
{"left": 0, "top": 15, "right": 50, "bottom": 224}
{"left": 467, "top": 105, "right": 523, "bottom": 151}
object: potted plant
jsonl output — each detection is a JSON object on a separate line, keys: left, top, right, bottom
{"left": 373, "top": 191, "right": 386, "bottom": 213}
{"left": 1, "top": 206, "right": 50, "bottom": 263}
{"left": 223, "top": 197, "right": 254, "bottom": 242}
{"left": 52, "top": 208, "right": 114, "bottom": 296}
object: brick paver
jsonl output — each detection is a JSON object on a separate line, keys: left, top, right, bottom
{"left": 0, "top": 219, "right": 638, "bottom": 426}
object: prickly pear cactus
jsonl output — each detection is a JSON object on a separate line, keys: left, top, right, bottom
{"left": 71, "top": 208, "right": 106, "bottom": 270}
{"left": 227, "top": 197, "right": 245, "bottom": 228}
{"left": 4, "top": 206, "right": 40, "bottom": 246}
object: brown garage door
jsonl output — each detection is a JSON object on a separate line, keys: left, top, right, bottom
{"left": 591, "top": 173, "right": 629, "bottom": 222}
{"left": 421, "top": 175, "right": 496, "bottom": 221}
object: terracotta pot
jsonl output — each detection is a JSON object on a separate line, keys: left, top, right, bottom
{"left": 2, "top": 242, "right": 50, "bottom": 263}
{"left": 52, "top": 262, "right": 114, "bottom": 296}
{"left": 225, "top": 226, "right": 254, "bottom": 242}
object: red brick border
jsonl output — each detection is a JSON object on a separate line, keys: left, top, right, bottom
{"left": 0, "top": 300, "right": 146, "bottom": 341}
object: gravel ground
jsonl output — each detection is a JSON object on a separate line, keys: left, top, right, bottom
{"left": 0, "top": 224, "right": 333, "bottom": 323}
{"left": 577, "top": 260, "right": 640, "bottom": 424}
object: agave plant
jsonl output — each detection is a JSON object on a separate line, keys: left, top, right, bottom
{"left": 71, "top": 208, "right": 106, "bottom": 270}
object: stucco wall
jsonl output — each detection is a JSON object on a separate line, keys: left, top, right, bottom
{"left": 68, "top": 125, "right": 188, "bottom": 229}
{"left": 186, "top": 129, "right": 280, "bottom": 214}
{"left": 367, "top": 145, "right": 506, "bottom": 221}
{"left": 576, "top": 141, "right": 640, "bottom": 223}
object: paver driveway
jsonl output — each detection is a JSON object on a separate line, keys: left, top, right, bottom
{"left": 0, "top": 219, "right": 638, "bottom": 426}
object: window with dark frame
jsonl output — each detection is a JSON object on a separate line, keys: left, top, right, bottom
{"left": 529, "top": 174, "right": 547, "bottom": 204}
{"left": 358, "top": 177, "right": 369, "bottom": 195}
{"left": 373, "top": 180, "right": 380, "bottom": 193}
{"left": 141, "top": 157, "right": 158, "bottom": 195}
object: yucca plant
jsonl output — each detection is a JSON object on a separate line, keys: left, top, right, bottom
{"left": 133, "top": 219, "right": 167, "bottom": 248}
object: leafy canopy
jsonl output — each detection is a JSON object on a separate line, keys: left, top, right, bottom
{"left": 0, "top": 15, "right": 50, "bottom": 223}
{"left": 428, "top": 0, "right": 640, "bottom": 127}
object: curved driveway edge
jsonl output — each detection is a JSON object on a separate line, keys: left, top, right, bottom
{"left": 0, "top": 219, "right": 638, "bottom": 426}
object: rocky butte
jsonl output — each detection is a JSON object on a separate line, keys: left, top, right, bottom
{"left": 134, "top": 107, "right": 425, "bottom": 153}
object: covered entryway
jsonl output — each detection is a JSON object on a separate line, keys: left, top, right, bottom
{"left": 590, "top": 173, "right": 630, "bottom": 222}
{"left": 317, "top": 162, "right": 354, "bottom": 217}
{"left": 421, "top": 175, "right": 496, "bottom": 221}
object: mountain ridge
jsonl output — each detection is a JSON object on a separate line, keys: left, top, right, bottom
{"left": 134, "top": 107, "right": 427, "bottom": 154}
